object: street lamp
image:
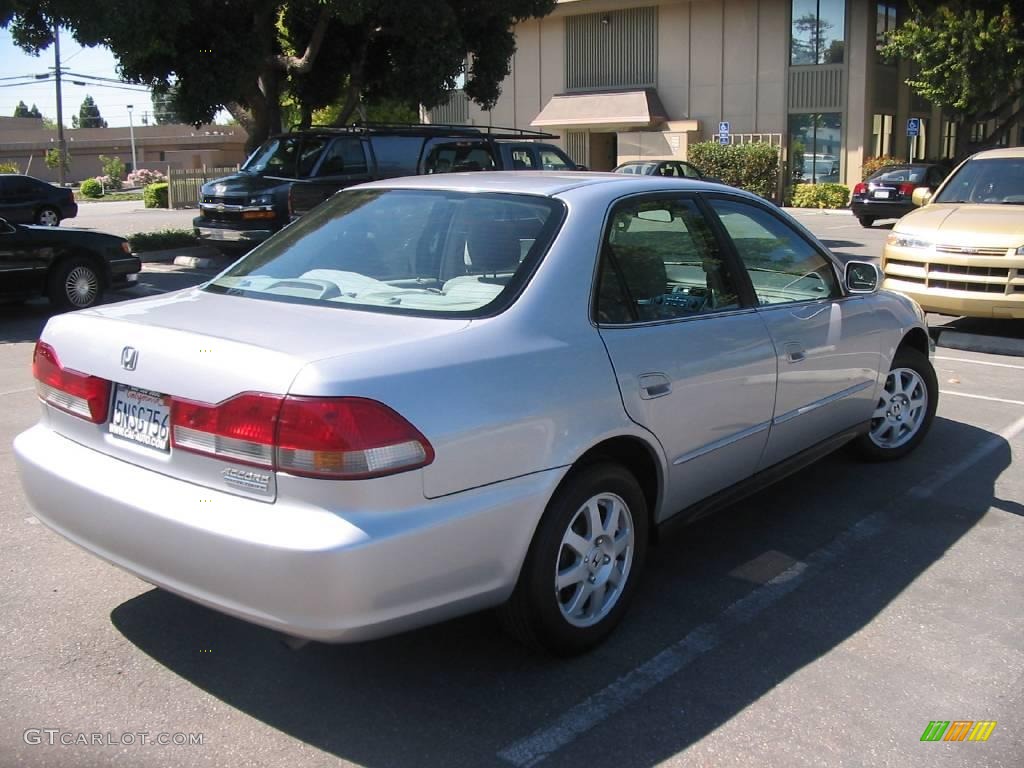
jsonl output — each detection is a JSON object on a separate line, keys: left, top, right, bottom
{"left": 126, "top": 104, "right": 138, "bottom": 173}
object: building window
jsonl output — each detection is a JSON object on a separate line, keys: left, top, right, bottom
{"left": 789, "top": 113, "right": 842, "bottom": 184}
{"left": 791, "top": 0, "right": 846, "bottom": 65}
{"left": 970, "top": 122, "right": 986, "bottom": 143}
{"left": 876, "top": 2, "right": 897, "bottom": 50}
{"left": 872, "top": 114, "right": 893, "bottom": 156}
{"left": 941, "top": 120, "right": 957, "bottom": 159}
{"left": 566, "top": 7, "right": 657, "bottom": 90}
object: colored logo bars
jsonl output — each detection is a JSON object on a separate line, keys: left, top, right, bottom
{"left": 920, "top": 721, "right": 997, "bottom": 742}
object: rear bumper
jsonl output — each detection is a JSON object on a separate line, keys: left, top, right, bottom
{"left": 850, "top": 199, "right": 913, "bottom": 220}
{"left": 14, "top": 424, "right": 561, "bottom": 642}
{"left": 108, "top": 255, "right": 141, "bottom": 285}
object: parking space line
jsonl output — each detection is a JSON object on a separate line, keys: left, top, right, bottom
{"left": 934, "top": 355, "right": 1024, "bottom": 371}
{"left": 497, "top": 412, "right": 1024, "bottom": 767}
{"left": 939, "top": 390, "right": 1024, "bottom": 407}
{"left": 0, "top": 386, "right": 33, "bottom": 397}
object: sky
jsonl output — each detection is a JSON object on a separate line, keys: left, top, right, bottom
{"left": 0, "top": 26, "right": 222, "bottom": 128}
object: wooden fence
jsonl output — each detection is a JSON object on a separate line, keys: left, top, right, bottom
{"left": 167, "top": 166, "right": 240, "bottom": 209}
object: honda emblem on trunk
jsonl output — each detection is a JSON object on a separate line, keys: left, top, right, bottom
{"left": 121, "top": 346, "right": 139, "bottom": 371}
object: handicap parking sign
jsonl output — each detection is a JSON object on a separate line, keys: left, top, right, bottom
{"left": 906, "top": 118, "right": 921, "bottom": 137}
{"left": 718, "top": 121, "right": 730, "bottom": 135}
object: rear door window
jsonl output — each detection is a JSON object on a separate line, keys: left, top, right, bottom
{"left": 369, "top": 136, "right": 426, "bottom": 177}
{"left": 314, "top": 138, "right": 368, "bottom": 177}
{"left": 539, "top": 148, "right": 572, "bottom": 171}
{"left": 423, "top": 142, "right": 497, "bottom": 173}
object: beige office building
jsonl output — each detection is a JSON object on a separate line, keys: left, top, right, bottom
{"left": 429, "top": 0, "right": 1021, "bottom": 186}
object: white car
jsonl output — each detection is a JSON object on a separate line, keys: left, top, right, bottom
{"left": 15, "top": 173, "right": 936, "bottom": 654}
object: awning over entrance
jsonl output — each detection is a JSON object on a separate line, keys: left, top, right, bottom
{"left": 530, "top": 89, "right": 668, "bottom": 131}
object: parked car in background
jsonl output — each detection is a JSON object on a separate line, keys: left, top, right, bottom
{"left": 0, "top": 174, "right": 77, "bottom": 226}
{"left": 881, "top": 147, "right": 1024, "bottom": 319}
{"left": 0, "top": 218, "right": 138, "bottom": 309}
{"left": 193, "top": 123, "right": 580, "bottom": 254}
{"left": 795, "top": 154, "right": 840, "bottom": 184}
{"left": 16, "top": 173, "right": 936, "bottom": 655}
{"left": 613, "top": 159, "right": 721, "bottom": 183}
{"left": 851, "top": 163, "right": 947, "bottom": 227}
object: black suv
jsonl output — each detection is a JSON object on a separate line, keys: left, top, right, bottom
{"left": 193, "top": 124, "right": 579, "bottom": 253}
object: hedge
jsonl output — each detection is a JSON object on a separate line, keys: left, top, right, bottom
{"left": 860, "top": 155, "right": 903, "bottom": 181}
{"left": 128, "top": 229, "right": 197, "bottom": 253}
{"left": 79, "top": 178, "right": 103, "bottom": 198}
{"left": 688, "top": 141, "right": 780, "bottom": 200}
{"left": 790, "top": 183, "right": 850, "bottom": 209}
{"left": 143, "top": 182, "right": 169, "bottom": 209}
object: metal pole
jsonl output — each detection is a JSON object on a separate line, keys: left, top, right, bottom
{"left": 53, "top": 23, "right": 66, "bottom": 186}
{"left": 127, "top": 104, "right": 137, "bottom": 172}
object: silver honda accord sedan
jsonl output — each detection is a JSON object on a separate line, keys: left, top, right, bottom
{"left": 14, "top": 172, "right": 936, "bottom": 654}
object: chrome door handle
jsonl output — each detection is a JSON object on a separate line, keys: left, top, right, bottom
{"left": 785, "top": 342, "right": 806, "bottom": 363}
{"left": 639, "top": 373, "right": 672, "bottom": 399}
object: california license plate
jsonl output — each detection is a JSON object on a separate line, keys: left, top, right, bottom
{"left": 873, "top": 189, "right": 891, "bottom": 199}
{"left": 109, "top": 384, "right": 171, "bottom": 451}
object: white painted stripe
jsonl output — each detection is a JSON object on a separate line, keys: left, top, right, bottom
{"left": 498, "top": 411, "right": 1024, "bottom": 767}
{"left": 934, "top": 355, "right": 1024, "bottom": 371}
{"left": 0, "top": 386, "right": 33, "bottom": 397}
{"left": 909, "top": 414, "right": 1024, "bottom": 499}
{"left": 939, "top": 390, "right": 1024, "bottom": 407}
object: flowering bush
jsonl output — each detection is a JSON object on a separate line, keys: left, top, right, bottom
{"left": 127, "top": 168, "right": 167, "bottom": 187}
{"left": 93, "top": 175, "right": 114, "bottom": 189}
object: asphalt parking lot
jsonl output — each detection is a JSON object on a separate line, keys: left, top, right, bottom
{"left": 1, "top": 234, "right": 1022, "bottom": 767}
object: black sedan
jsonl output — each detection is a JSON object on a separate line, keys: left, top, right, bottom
{"left": 612, "top": 159, "right": 723, "bottom": 183}
{"left": 851, "top": 163, "right": 947, "bottom": 227}
{"left": 0, "top": 173, "right": 78, "bottom": 226}
{"left": 0, "top": 218, "right": 140, "bottom": 309}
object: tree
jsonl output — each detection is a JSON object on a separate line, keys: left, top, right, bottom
{"left": 13, "top": 100, "right": 42, "bottom": 118}
{"left": 44, "top": 147, "right": 71, "bottom": 173}
{"left": 1, "top": 0, "right": 557, "bottom": 151}
{"left": 882, "top": 1, "right": 1024, "bottom": 157}
{"left": 73, "top": 95, "right": 107, "bottom": 128}
{"left": 151, "top": 85, "right": 184, "bottom": 125}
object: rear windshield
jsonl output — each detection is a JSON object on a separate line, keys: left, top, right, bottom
{"left": 204, "top": 189, "right": 565, "bottom": 317}
{"left": 871, "top": 167, "right": 926, "bottom": 184}
{"left": 933, "top": 157, "right": 1024, "bottom": 204}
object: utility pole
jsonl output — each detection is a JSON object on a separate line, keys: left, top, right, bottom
{"left": 127, "top": 104, "right": 137, "bottom": 172}
{"left": 53, "top": 23, "right": 67, "bottom": 186}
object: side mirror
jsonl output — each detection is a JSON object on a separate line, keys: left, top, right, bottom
{"left": 575, "top": 164, "right": 589, "bottom": 171}
{"left": 912, "top": 187, "right": 932, "bottom": 207}
{"left": 845, "top": 261, "right": 882, "bottom": 294}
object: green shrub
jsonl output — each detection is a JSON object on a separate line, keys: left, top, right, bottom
{"left": 98, "top": 154, "right": 125, "bottom": 190}
{"left": 0, "top": 161, "right": 20, "bottom": 173}
{"left": 861, "top": 155, "right": 903, "bottom": 181}
{"left": 143, "top": 182, "right": 169, "bottom": 209}
{"left": 688, "top": 141, "right": 780, "bottom": 200}
{"left": 79, "top": 178, "right": 103, "bottom": 198}
{"left": 128, "top": 229, "right": 198, "bottom": 253}
{"left": 791, "top": 183, "right": 851, "bottom": 209}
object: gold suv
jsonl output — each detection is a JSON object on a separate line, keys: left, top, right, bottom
{"left": 881, "top": 147, "right": 1024, "bottom": 319}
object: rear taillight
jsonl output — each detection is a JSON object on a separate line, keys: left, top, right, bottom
{"left": 898, "top": 183, "right": 916, "bottom": 196}
{"left": 171, "top": 393, "right": 282, "bottom": 467}
{"left": 32, "top": 341, "right": 111, "bottom": 423}
{"left": 853, "top": 182, "right": 867, "bottom": 195}
{"left": 171, "top": 393, "right": 433, "bottom": 479}
{"left": 277, "top": 397, "right": 434, "bottom": 479}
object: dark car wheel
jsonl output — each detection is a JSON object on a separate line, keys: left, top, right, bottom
{"left": 49, "top": 257, "right": 104, "bottom": 310}
{"left": 499, "top": 462, "right": 648, "bottom": 655}
{"left": 852, "top": 347, "right": 937, "bottom": 462}
{"left": 36, "top": 206, "right": 61, "bottom": 226}
{"left": 857, "top": 216, "right": 875, "bottom": 228}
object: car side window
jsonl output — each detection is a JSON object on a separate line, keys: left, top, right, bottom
{"left": 596, "top": 197, "right": 741, "bottom": 324}
{"left": 424, "top": 142, "right": 496, "bottom": 173}
{"left": 315, "top": 138, "right": 367, "bottom": 177}
{"left": 539, "top": 149, "right": 571, "bottom": 171}
{"left": 708, "top": 198, "right": 840, "bottom": 306}
{"left": 510, "top": 148, "right": 536, "bottom": 170}
{"left": 680, "top": 162, "right": 702, "bottom": 179}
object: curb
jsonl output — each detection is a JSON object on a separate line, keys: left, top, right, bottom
{"left": 934, "top": 330, "right": 1024, "bottom": 358}
{"left": 139, "top": 245, "right": 220, "bottom": 264}
{"left": 782, "top": 207, "right": 854, "bottom": 216}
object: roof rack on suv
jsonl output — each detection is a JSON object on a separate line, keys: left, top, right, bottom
{"left": 287, "top": 122, "right": 558, "bottom": 140}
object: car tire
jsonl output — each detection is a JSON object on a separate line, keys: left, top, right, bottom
{"left": 852, "top": 346, "right": 937, "bottom": 462}
{"left": 36, "top": 206, "right": 61, "bottom": 226}
{"left": 498, "top": 462, "right": 648, "bottom": 655}
{"left": 48, "top": 257, "right": 104, "bottom": 310}
{"left": 857, "top": 216, "right": 875, "bottom": 228}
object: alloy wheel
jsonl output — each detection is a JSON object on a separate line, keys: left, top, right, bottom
{"left": 65, "top": 266, "right": 99, "bottom": 307}
{"left": 869, "top": 367, "right": 928, "bottom": 449}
